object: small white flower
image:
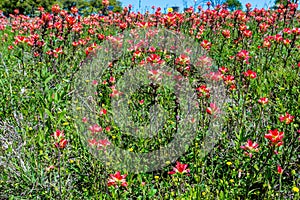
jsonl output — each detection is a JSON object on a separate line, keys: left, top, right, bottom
{"left": 20, "top": 87, "right": 26, "bottom": 95}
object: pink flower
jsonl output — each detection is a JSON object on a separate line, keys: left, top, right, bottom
{"left": 258, "top": 97, "right": 268, "bottom": 105}
{"left": 237, "top": 50, "right": 250, "bottom": 62}
{"left": 82, "top": 117, "right": 88, "bottom": 123}
{"left": 109, "top": 85, "right": 123, "bottom": 98}
{"left": 98, "top": 139, "right": 111, "bottom": 149}
{"left": 175, "top": 54, "right": 190, "bottom": 65}
{"left": 139, "top": 99, "right": 145, "bottom": 104}
{"left": 88, "top": 138, "right": 111, "bottom": 151}
{"left": 88, "top": 138, "right": 98, "bottom": 146}
{"left": 46, "top": 165, "right": 55, "bottom": 171}
{"left": 100, "top": 108, "right": 107, "bottom": 115}
{"left": 109, "top": 76, "right": 116, "bottom": 83}
{"left": 146, "top": 54, "right": 163, "bottom": 64}
{"left": 92, "top": 80, "right": 98, "bottom": 85}
{"left": 240, "top": 139, "right": 259, "bottom": 158}
{"left": 102, "top": 0, "right": 110, "bottom": 6}
{"left": 206, "top": 71, "right": 223, "bottom": 81}
{"left": 88, "top": 124, "right": 103, "bottom": 134}
{"left": 279, "top": 112, "right": 294, "bottom": 124}
{"left": 206, "top": 103, "right": 219, "bottom": 115}
{"left": 108, "top": 171, "right": 128, "bottom": 188}
{"left": 218, "top": 66, "right": 228, "bottom": 74}
{"left": 168, "top": 161, "right": 190, "bottom": 175}
{"left": 201, "top": 40, "right": 211, "bottom": 50}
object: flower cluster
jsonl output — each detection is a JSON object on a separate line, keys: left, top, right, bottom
{"left": 264, "top": 129, "right": 284, "bottom": 147}
{"left": 52, "top": 129, "right": 68, "bottom": 149}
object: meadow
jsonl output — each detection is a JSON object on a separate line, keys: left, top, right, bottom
{"left": 0, "top": 2, "right": 299, "bottom": 199}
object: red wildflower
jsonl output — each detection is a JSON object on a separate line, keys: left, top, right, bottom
{"left": 52, "top": 130, "right": 67, "bottom": 149}
{"left": 230, "top": 84, "right": 236, "bottom": 91}
{"left": 14, "top": 9, "right": 19, "bottom": 15}
{"left": 243, "top": 69, "right": 257, "bottom": 79}
{"left": 263, "top": 40, "right": 271, "bottom": 48}
{"left": 148, "top": 46, "right": 156, "bottom": 53}
{"left": 92, "top": 80, "right": 98, "bottom": 86}
{"left": 206, "top": 103, "right": 219, "bottom": 115}
{"left": 201, "top": 40, "right": 211, "bottom": 50}
{"left": 277, "top": 165, "right": 283, "bottom": 174}
{"left": 218, "top": 66, "right": 228, "bottom": 74}
{"left": 237, "top": 50, "right": 250, "bottom": 62}
{"left": 53, "top": 129, "right": 64, "bottom": 140}
{"left": 175, "top": 54, "right": 190, "bottom": 65}
{"left": 246, "top": 3, "right": 252, "bottom": 10}
{"left": 51, "top": 4, "right": 60, "bottom": 14}
{"left": 88, "top": 138, "right": 98, "bottom": 146}
{"left": 283, "top": 28, "right": 291, "bottom": 34}
{"left": 274, "top": 34, "right": 283, "bottom": 43}
{"left": 97, "top": 34, "right": 105, "bottom": 40}
{"left": 283, "top": 39, "right": 291, "bottom": 45}
{"left": 38, "top": 6, "right": 44, "bottom": 12}
{"left": 109, "top": 85, "right": 123, "bottom": 97}
{"left": 292, "top": 28, "right": 300, "bottom": 35}
{"left": 147, "top": 54, "right": 163, "bottom": 64}
{"left": 100, "top": 108, "right": 107, "bottom": 115}
{"left": 222, "top": 29, "right": 231, "bottom": 39}
{"left": 108, "top": 171, "right": 128, "bottom": 188}
{"left": 239, "top": 24, "right": 247, "bottom": 31}
{"left": 243, "top": 30, "right": 252, "bottom": 37}
{"left": 82, "top": 117, "right": 88, "bottom": 123}
{"left": 223, "top": 75, "right": 235, "bottom": 85}
{"left": 196, "top": 85, "right": 210, "bottom": 98}
{"left": 89, "top": 124, "right": 103, "bottom": 134}
{"left": 139, "top": 99, "right": 144, "bottom": 104}
{"left": 258, "top": 97, "right": 268, "bottom": 105}
{"left": 168, "top": 161, "right": 190, "bottom": 175}
{"left": 71, "top": 6, "right": 78, "bottom": 14}
{"left": 205, "top": 71, "right": 223, "bottom": 81}
{"left": 15, "top": 35, "right": 27, "bottom": 44}
{"left": 98, "top": 139, "right": 111, "bottom": 149}
{"left": 279, "top": 112, "right": 294, "bottom": 124}
{"left": 264, "top": 129, "right": 284, "bottom": 147}
{"left": 109, "top": 76, "right": 115, "bottom": 83}
{"left": 133, "top": 50, "right": 142, "bottom": 58}
{"left": 56, "top": 138, "right": 68, "bottom": 149}
{"left": 240, "top": 139, "right": 259, "bottom": 158}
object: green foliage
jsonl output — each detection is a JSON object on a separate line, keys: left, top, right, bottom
{"left": 0, "top": 0, "right": 122, "bottom": 15}
{"left": 225, "top": 0, "right": 242, "bottom": 11}
{"left": 275, "top": 0, "right": 296, "bottom": 6}
{"left": 0, "top": 3, "right": 300, "bottom": 200}
{"left": 0, "top": 0, "right": 55, "bottom": 15}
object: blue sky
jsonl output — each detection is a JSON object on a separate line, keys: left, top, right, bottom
{"left": 120, "top": 0, "right": 276, "bottom": 12}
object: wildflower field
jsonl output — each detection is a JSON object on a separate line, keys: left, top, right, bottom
{"left": 0, "top": 1, "right": 299, "bottom": 199}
